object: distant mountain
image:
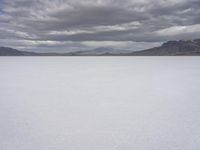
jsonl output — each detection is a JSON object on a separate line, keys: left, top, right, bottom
{"left": 130, "top": 39, "right": 200, "bottom": 56}
{"left": 0, "top": 47, "right": 66, "bottom": 56}
{"left": 0, "top": 47, "right": 38, "bottom": 56}
{"left": 67, "top": 47, "right": 133, "bottom": 56}
{"left": 1, "top": 39, "right": 200, "bottom": 56}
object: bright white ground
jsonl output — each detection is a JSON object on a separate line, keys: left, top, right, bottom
{"left": 0, "top": 57, "right": 200, "bottom": 150}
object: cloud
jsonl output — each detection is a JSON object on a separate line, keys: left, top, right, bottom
{"left": 0, "top": 0, "right": 200, "bottom": 52}
{"left": 155, "top": 24, "right": 200, "bottom": 36}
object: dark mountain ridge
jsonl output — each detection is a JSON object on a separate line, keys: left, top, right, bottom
{"left": 130, "top": 39, "right": 200, "bottom": 56}
{"left": 0, "top": 47, "right": 38, "bottom": 56}
{"left": 1, "top": 39, "right": 200, "bottom": 56}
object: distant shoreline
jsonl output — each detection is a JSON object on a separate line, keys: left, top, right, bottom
{"left": 1, "top": 39, "right": 200, "bottom": 56}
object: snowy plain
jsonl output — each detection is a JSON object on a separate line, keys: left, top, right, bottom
{"left": 0, "top": 57, "right": 200, "bottom": 150}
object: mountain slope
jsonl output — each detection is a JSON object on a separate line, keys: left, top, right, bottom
{"left": 67, "top": 47, "right": 133, "bottom": 56}
{"left": 1, "top": 39, "right": 200, "bottom": 56}
{"left": 0, "top": 47, "right": 39, "bottom": 56}
{"left": 130, "top": 39, "right": 200, "bottom": 56}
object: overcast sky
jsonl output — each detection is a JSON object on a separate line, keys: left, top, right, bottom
{"left": 0, "top": 0, "right": 200, "bottom": 52}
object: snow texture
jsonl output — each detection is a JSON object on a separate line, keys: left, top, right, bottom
{"left": 0, "top": 57, "right": 200, "bottom": 150}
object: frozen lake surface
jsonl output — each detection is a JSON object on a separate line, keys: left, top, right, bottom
{"left": 0, "top": 57, "right": 200, "bottom": 150}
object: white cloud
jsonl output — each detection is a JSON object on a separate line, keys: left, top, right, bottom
{"left": 155, "top": 24, "right": 200, "bottom": 36}
{"left": 82, "top": 41, "right": 129, "bottom": 48}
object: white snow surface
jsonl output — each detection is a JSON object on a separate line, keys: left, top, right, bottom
{"left": 0, "top": 57, "right": 200, "bottom": 150}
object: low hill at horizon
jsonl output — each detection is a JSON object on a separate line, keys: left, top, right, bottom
{"left": 1, "top": 39, "right": 200, "bottom": 56}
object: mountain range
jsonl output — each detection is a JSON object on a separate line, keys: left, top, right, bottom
{"left": 1, "top": 39, "right": 200, "bottom": 56}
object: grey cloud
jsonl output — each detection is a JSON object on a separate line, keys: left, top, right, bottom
{"left": 47, "top": 6, "right": 147, "bottom": 30}
{"left": 0, "top": 0, "right": 200, "bottom": 52}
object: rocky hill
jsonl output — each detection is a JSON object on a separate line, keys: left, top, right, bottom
{"left": 130, "top": 39, "right": 200, "bottom": 56}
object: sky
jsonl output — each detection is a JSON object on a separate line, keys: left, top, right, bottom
{"left": 0, "top": 0, "right": 200, "bottom": 52}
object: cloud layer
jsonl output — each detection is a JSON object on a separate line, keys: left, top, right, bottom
{"left": 0, "top": 0, "right": 200, "bottom": 52}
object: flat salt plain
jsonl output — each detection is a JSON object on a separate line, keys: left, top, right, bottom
{"left": 0, "top": 57, "right": 200, "bottom": 150}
